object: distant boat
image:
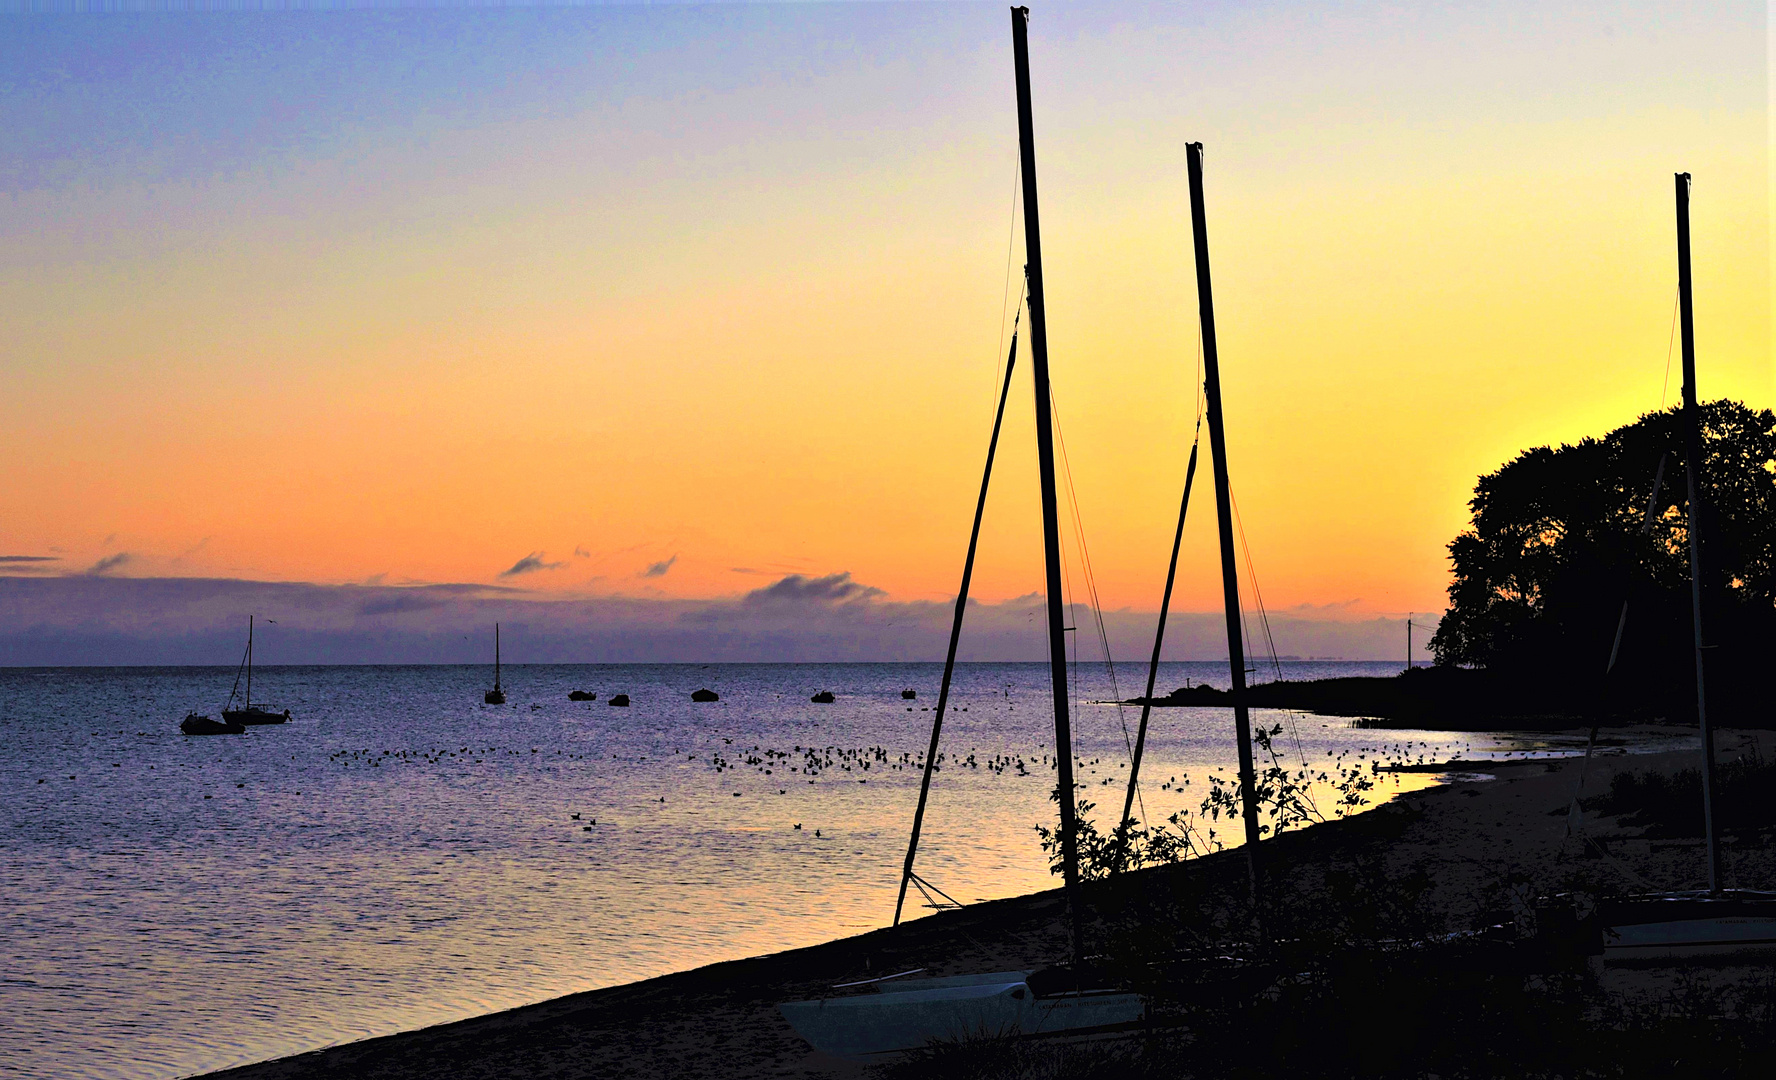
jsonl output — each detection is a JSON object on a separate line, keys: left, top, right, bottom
{"left": 221, "top": 616, "right": 290, "bottom": 726}
{"left": 608, "top": 694, "right": 630, "bottom": 707}
{"left": 181, "top": 713, "right": 244, "bottom": 736}
{"left": 901, "top": 689, "right": 917, "bottom": 700}
{"left": 568, "top": 690, "right": 597, "bottom": 702}
{"left": 692, "top": 688, "right": 719, "bottom": 702}
{"left": 484, "top": 623, "right": 506, "bottom": 705}
{"left": 810, "top": 691, "right": 835, "bottom": 704}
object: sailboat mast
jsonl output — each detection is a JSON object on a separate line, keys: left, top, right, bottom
{"left": 1675, "top": 171, "right": 1721, "bottom": 894}
{"left": 1187, "top": 142, "right": 1265, "bottom": 908}
{"left": 246, "top": 615, "right": 253, "bottom": 707}
{"left": 1011, "top": 5, "right": 1085, "bottom": 970}
{"left": 495, "top": 623, "right": 502, "bottom": 690}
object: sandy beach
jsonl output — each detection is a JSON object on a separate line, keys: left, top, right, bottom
{"left": 204, "top": 726, "right": 1775, "bottom": 1080}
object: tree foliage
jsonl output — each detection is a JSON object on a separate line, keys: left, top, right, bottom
{"left": 1430, "top": 401, "right": 1776, "bottom": 699}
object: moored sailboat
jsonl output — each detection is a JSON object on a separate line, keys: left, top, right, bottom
{"left": 221, "top": 616, "right": 290, "bottom": 725}
{"left": 484, "top": 623, "right": 506, "bottom": 705}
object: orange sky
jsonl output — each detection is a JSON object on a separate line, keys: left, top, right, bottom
{"left": 1, "top": 3, "right": 1768, "bottom": 627}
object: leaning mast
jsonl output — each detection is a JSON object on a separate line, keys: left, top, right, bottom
{"left": 1012, "top": 5, "right": 1086, "bottom": 969}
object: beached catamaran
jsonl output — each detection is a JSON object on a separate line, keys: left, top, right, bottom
{"left": 1591, "top": 174, "right": 1776, "bottom": 956}
{"left": 779, "top": 9, "right": 1270, "bottom": 1057}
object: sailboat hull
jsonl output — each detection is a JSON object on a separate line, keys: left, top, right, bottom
{"left": 1602, "top": 891, "right": 1776, "bottom": 958}
{"left": 223, "top": 708, "right": 288, "bottom": 725}
{"left": 484, "top": 690, "right": 506, "bottom": 705}
{"left": 779, "top": 973, "right": 1145, "bottom": 1060}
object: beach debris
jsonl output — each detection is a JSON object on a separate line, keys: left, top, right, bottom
{"left": 810, "top": 691, "right": 835, "bottom": 704}
{"left": 691, "top": 688, "right": 719, "bottom": 702}
{"left": 608, "top": 694, "right": 630, "bottom": 707}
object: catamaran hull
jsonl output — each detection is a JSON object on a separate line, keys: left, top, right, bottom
{"left": 779, "top": 978, "right": 1145, "bottom": 1060}
{"left": 1602, "top": 892, "right": 1776, "bottom": 959}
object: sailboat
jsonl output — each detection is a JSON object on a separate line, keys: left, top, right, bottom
{"left": 484, "top": 623, "right": 506, "bottom": 705}
{"left": 1592, "top": 173, "right": 1776, "bottom": 958}
{"left": 221, "top": 616, "right": 290, "bottom": 725}
{"left": 780, "top": 10, "right": 1164, "bottom": 1058}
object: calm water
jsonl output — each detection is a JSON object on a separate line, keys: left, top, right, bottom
{"left": 2, "top": 661, "right": 1615, "bottom": 1079}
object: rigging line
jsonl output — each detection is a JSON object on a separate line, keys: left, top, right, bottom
{"left": 991, "top": 173, "right": 1025, "bottom": 417}
{"left": 1050, "top": 389, "right": 1138, "bottom": 783}
{"left": 1114, "top": 413, "right": 1204, "bottom": 874}
{"left": 1230, "top": 489, "right": 1317, "bottom": 779}
{"left": 893, "top": 310, "right": 1023, "bottom": 928}
{"left": 1659, "top": 284, "right": 1680, "bottom": 411}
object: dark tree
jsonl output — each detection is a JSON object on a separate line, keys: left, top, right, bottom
{"left": 1430, "top": 401, "right": 1776, "bottom": 718}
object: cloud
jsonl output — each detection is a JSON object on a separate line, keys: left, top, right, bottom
{"left": 0, "top": 556, "right": 59, "bottom": 576}
{"left": 499, "top": 552, "right": 565, "bottom": 578}
{"left": 84, "top": 552, "right": 131, "bottom": 575}
{"left": 574, "top": 546, "right": 591, "bottom": 558}
{"left": 743, "top": 571, "right": 885, "bottom": 606}
{"left": 640, "top": 554, "right": 678, "bottom": 578}
{"left": 0, "top": 574, "right": 1442, "bottom": 666}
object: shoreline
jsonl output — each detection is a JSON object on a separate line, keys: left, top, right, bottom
{"left": 203, "top": 725, "right": 1764, "bottom": 1080}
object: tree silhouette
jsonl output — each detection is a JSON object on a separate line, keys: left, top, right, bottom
{"left": 1431, "top": 401, "right": 1775, "bottom": 715}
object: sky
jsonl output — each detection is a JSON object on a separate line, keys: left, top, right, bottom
{"left": 0, "top": 1, "right": 1769, "bottom": 662}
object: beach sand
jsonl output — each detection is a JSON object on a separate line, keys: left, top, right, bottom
{"left": 206, "top": 727, "right": 1775, "bottom": 1080}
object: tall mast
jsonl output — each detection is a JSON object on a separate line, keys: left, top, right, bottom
{"left": 1187, "top": 142, "right": 1265, "bottom": 911}
{"left": 1676, "top": 171, "right": 1721, "bottom": 894}
{"left": 246, "top": 615, "right": 253, "bottom": 707}
{"left": 1011, "top": 5, "right": 1085, "bottom": 969}
{"left": 495, "top": 623, "right": 502, "bottom": 691}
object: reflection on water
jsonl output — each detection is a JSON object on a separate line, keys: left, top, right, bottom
{"left": 0, "top": 662, "right": 1605, "bottom": 1079}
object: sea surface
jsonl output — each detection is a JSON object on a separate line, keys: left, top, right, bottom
{"left": 0, "top": 661, "right": 1659, "bottom": 1079}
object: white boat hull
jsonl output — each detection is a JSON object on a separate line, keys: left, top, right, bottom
{"left": 1601, "top": 891, "right": 1776, "bottom": 959}
{"left": 779, "top": 972, "right": 1145, "bottom": 1059}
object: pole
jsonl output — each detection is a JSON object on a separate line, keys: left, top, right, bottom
{"left": 1012, "top": 5, "right": 1086, "bottom": 969}
{"left": 1676, "top": 171, "right": 1721, "bottom": 894}
{"left": 1114, "top": 435, "right": 1200, "bottom": 872}
{"left": 1188, "top": 142, "right": 1265, "bottom": 914}
{"left": 1406, "top": 614, "right": 1412, "bottom": 673}
{"left": 895, "top": 325, "right": 1021, "bottom": 926}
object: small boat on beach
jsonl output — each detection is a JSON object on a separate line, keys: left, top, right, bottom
{"left": 779, "top": 969, "right": 1144, "bottom": 1061}
{"left": 1586, "top": 178, "right": 1776, "bottom": 958}
{"left": 181, "top": 713, "right": 245, "bottom": 736}
{"left": 484, "top": 623, "right": 506, "bottom": 705}
{"left": 1600, "top": 891, "right": 1776, "bottom": 958}
{"left": 221, "top": 616, "right": 290, "bottom": 725}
